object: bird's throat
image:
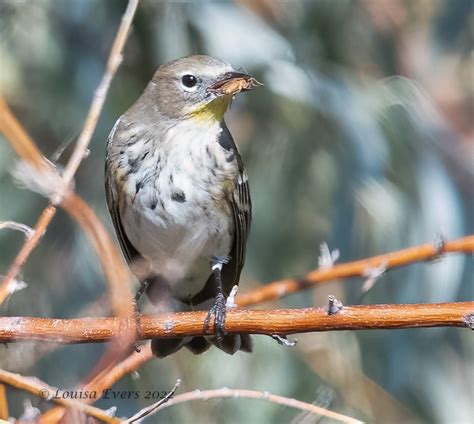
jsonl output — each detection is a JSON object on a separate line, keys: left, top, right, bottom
{"left": 189, "top": 96, "right": 232, "bottom": 123}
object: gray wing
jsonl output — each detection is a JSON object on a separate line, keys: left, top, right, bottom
{"left": 105, "top": 121, "right": 143, "bottom": 266}
{"left": 223, "top": 168, "right": 252, "bottom": 293}
{"left": 219, "top": 122, "right": 252, "bottom": 295}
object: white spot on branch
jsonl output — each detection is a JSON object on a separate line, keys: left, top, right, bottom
{"left": 271, "top": 334, "right": 297, "bottom": 347}
{"left": 326, "top": 295, "right": 343, "bottom": 315}
{"left": 11, "top": 161, "right": 72, "bottom": 205}
{"left": 105, "top": 406, "right": 117, "bottom": 417}
{"left": 19, "top": 399, "right": 41, "bottom": 421}
{"left": 226, "top": 285, "right": 239, "bottom": 308}
{"left": 2, "top": 276, "right": 28, "bottom": 297}
{"left": 318, "top": 243, "right": 340, "bottom": 269}
{"left": 164, "top": 319, "right": 174, "bottom": 332}
{"left": 362, "top": 261, "right": 388, "bottom": 293}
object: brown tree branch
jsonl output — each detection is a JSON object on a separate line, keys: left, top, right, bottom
{"left": 236, "top": 236, "right": 474, "bottom": 306}
{"left": 1, "top": 302, "right": 472, "bottom": 344}
{"left": 0, "top": 370, "right": 120, "bottom": 423}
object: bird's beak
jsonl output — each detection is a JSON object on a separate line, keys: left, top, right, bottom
{"left": 208, "top": 72, "right": 262, "bottom": 96}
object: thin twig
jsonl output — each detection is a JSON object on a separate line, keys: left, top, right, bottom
{"left": 0, "top": 205, "right": 57, "bottom": 303}
{"left": 149, "top": 387, "right": 363, "bottom": 424}
{"left": 236, "top": 236, "right": 474, "bottom": 306}
{"left": 0, "top": 221, "right": 35, "bottom": 239}
{"left": 0, "top": 370, "right": 120, "bottom": 423}
{"left": 1, "top": 302, "right": 472, "bottom": 343}
{"left": 124, "top": 379, "right": 181, "bottom": 423}
{"left": 59, "top": 0, "right": 138, "bottom": 188}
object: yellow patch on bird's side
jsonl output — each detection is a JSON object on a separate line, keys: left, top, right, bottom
{"left": 189, "top": 95, "right": 232, "bottom": 123}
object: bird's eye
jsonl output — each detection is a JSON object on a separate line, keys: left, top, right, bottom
{"left": 181, "top": 74, "right": 198, "bottom": 89}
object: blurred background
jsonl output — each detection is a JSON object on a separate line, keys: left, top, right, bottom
{"left": 0, "top": 0, "right": 473, "bottom": 422}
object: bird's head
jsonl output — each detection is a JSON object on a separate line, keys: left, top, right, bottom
{"left": 147, "top": 55, "right": 260, "bottom": 122}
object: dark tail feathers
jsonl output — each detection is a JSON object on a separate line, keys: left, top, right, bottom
{"left": 151, "top": 334, "right": 252, "bottom": 358}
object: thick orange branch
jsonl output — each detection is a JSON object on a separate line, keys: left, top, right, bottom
{"left": 1, "top": 302, "right": 472, "bottom": 344}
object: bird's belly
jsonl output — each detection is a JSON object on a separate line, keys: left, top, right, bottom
{"left": 121, "top": 188, "right": 233, "bottom": 299}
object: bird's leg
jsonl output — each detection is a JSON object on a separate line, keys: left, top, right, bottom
{"left": 204, "top": 256, "right": 230, "bottom": 345}
{"left": 132, "top": 280, "right": 149, "bottom": 352}
{"left": 134, "top": 280, "right": 149, "bottom": 306}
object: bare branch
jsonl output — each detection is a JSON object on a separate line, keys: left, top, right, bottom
{"left": 149, "top": 387, "right": 363, "bottom": 424}
{"left": 124, "top": 379, "right": 181, "bottom": 423}
{"left": 236, "top": 235, "right": 474, "bottom": 306}
{"left": 0, "top": 302, "right": 472, "bottom": 344}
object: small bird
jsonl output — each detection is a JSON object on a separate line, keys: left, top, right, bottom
{"left": 105, "top": 55, "right": 259, "bottom": 357}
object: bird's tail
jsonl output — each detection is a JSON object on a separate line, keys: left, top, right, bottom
{"left": 151, "top": 334, "right": 252, "bottom": 358}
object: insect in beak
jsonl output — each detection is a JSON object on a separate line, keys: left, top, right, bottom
{"left": 208, "top": 72, "right": 262, "bottom": 96}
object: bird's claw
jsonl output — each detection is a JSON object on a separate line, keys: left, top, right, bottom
{"left": 132, "top": 282, "right": 148, "bottom": 352}
{"left": 204, "top": 291, "right": 227, "bottom": 345}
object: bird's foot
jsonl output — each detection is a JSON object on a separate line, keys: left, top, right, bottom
{"left": 132, "top": 281, "right": 149, "bottom": 352}
{"left": 204, "top": 291, "right": 227, "bottom": 345}
{"left": 204, "top": 256, "right": 231, "bottom": 345}
{"left": 134, "top": 280, "right": 149, "bottom": 304}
